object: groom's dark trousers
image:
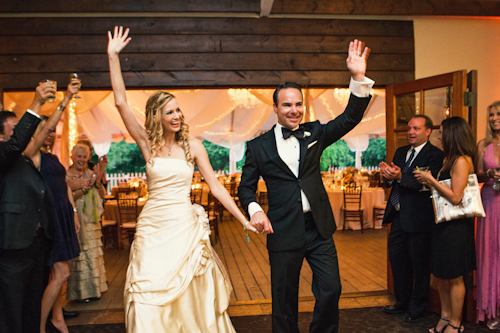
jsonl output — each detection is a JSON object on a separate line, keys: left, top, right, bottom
{"left": 239, "top": 94, "right": 371, "bottom": 333}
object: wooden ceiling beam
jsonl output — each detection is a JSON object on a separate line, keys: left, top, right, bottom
{"left": 270, "top": 0, "right": 500, "bottom": 17}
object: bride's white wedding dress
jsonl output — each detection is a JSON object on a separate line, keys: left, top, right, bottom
{"left": 124, "top": 157, "right": 235, "bottom": 332}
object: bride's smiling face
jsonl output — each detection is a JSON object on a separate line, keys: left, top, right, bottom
{"left": 161, "top": 98, "right": 182, "bottom": 134}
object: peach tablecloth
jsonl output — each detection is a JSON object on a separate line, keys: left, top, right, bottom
{"left": 327, "top": 188, "right": 385, "bottom": 230}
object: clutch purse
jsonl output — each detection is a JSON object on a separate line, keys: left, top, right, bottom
{"left": 431, "top": 173, "right": 485, "bottom": 223}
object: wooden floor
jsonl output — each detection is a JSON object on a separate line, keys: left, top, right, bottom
{"left": 62, "top": 214, "right": 389, "bottom": 317}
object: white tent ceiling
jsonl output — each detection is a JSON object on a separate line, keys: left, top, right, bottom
{"left": 5, "top": 87, "right": 386, "bottom": 169}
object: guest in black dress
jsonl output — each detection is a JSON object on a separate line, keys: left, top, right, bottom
{"left": 23, "top": 80, "right": 82, "bottom": 333}
{"left": 414, "top": 117, "right": 477, "bottom": 333}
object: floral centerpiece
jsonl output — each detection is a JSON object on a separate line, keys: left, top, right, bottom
{"left": 342, "top": 167, "right": 358, "bottom": 187}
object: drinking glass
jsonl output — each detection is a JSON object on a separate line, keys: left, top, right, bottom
{"left": 416, "top": 166, "right": 430, "bottom": 191}
{"left": 70, "top": 73, "right": 82, "bottom": 99}
{"left": 39, "top": 80, "right": 57, "bottom": 102}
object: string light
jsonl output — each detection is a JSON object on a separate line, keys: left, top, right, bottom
{"left": 319, "top": 94, "right": 336, "bottom": 119}
{"left": 228, "top": 89, "right": 259, "bottom": 109}
{"left": 68, "top": 101, "right": 78, "bottom": 152}
{"left": 333, "top": 88, "right": 351, "bottom": 107}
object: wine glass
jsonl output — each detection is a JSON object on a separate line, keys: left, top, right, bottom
{"left": 70, "top": 73, "right": 82, "bottom": 99}
{"left": 416, "top": 166, "right": 430, "bottom": 191}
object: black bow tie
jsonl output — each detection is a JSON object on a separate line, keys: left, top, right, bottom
{"left": 282, "top": 126, "right": 305, "bottom": 140}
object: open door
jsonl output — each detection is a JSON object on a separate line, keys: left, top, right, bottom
{"left": 385, "top": 69, "right": 478, "bottom": 320}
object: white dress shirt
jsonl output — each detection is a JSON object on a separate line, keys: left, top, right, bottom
{"left": 248, "top": 76, "right": 375, "bottom": 217}
{"left": 26, "top": 109, "right": 40, "bottom": 118}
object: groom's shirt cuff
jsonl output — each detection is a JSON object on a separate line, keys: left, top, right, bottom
{"left": 248, "top": 202, "right": 264, "bottom": 217}
{"left": 349, "top": 76, "right": 374, "bottom": 98}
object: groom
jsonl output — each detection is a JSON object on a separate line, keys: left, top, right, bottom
{"left": 238, "top": 39, "right": 374, "bottom": 333}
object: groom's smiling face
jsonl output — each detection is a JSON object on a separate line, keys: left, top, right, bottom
{"left": 274, "top": 88, "right": 304, "bottom": 130}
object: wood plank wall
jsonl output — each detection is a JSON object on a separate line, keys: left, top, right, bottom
{"left": 0, "top": 0, "right": 260, "bottom": 13}
{"left": 0, "top": 17, "right": 414, "bottom": 91}
{"left": 271, "top": 0, "right": 500, "bottom": 16}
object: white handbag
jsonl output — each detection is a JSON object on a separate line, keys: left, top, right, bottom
{"left": 431, "top": 173, "right": 485, "bottom": 223}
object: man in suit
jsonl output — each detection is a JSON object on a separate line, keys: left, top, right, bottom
{"left": 0, "top": 82, "right": 56, "bottom": 333}
{"left": 238, "top": 40, "right": 373, "bottom": 333}
{"left": 380, "top": 115, "right": 444, "bottom": 323}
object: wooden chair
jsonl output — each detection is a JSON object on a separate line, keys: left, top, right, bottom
{"left": 117, "top": 197, "right": 138, "bottom": 246}
{"left": 224, "top": 181, "right": 239, "bottom": 208}
{"left": 101, "top": 215, "right": 120, "bottom": 251}
{"left": 369, "top": 171, "right": 382, "bottom": 187}
{"left": 116, "top": 186, "right": 134, "bottom": 196}
{"left": 190, "top": 188, "right": 202, "bottom": 204}
{"left": 373, "top": 202, "right": 387, "bottom": 226}
{"left": 204, "top": 192, "right": 220, "bottom": 244}
{"left": 342, "top": 183, "right": 364, "bottom": 233}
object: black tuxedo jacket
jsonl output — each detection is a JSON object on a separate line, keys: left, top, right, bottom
{"left": 382, "top": 142, "right": 444, "bottom": 233}
{"left": 239, "top": 94, "right": 371, "bottom": 252}
{"left": 0, "top": 112, "right": 54, "bottom": 249}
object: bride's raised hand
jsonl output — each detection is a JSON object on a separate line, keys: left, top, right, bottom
{"left": 107, "top": 26, "right": 132, "bottom": 56}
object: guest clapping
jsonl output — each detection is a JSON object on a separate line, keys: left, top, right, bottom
{"left": 475, "top": 101, "right": 500, "bottom": 329}
{"left": 66, "top": 144, "right": 107, "bottom": 303}
{"left": 414, "top": 117, "right": 476, "bottom": 333}
{"left": 380, "top": 115, "right": 443, "bottom": 323}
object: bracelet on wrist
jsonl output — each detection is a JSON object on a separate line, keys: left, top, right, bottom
{"left": 487, "top": 169, "right": 493, "bottom": 178}
{"left": 56, "top": 103, "right": 66, "bottom": 112}
{"left": 73, "top": 207, "right": 77, "bottom": 213}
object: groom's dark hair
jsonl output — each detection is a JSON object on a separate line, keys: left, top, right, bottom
{"left": 273, "top": 82, "right": 303, "bottom": 106}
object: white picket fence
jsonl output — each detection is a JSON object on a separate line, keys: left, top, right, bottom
{"left": 106, "top": 172, "right": 146, "bottom": 194}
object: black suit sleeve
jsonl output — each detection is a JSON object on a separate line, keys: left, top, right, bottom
{"left": 0, "top": 112, "right": 40, "bottom": 170}
{"left": 320, "top": 94, "right": 371, "bottom": 149}
{"left": 238, "top": 142, "right": 260, "bottom": 217}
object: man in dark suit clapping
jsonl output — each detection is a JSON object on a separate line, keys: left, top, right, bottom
{"left": 380, "top": 115, "right": 444, "bottom": 323}
{"left": 0, "top": 82, "right": 56, "bottom": 333}
{"left": 239, "top": 39, "right": 373, "bottom": 333}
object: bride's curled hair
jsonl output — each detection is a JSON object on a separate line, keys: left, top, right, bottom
{"left": 145, "top": 91, "right": 193, "bottom": 165}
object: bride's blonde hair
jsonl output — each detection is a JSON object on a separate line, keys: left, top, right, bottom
{"left": 145, "top": 91, "right": 192, "bottom": 165}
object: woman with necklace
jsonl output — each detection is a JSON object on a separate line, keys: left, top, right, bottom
{"left": 108, "top": 26, "right": 257, "bottom": 332}
{"left": 65, "top": 144, "right": 108, "bottom": 305}
{"left": 475, "top": 101, "right": 500, "bottom": 330}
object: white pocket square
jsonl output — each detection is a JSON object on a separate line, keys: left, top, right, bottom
{"left": 307, "top": 141, "right": 318, "bottom": 149}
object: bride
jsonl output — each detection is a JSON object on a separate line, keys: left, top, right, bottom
{"left": 108, "top": 26, "right": 257, "bottom": 332}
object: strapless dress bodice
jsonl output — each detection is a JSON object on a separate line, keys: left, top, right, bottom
{"left": 146, "top": 157, "right": 194, "bottom": 205}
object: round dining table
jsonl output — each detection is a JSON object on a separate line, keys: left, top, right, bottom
{"left": 326, "top": 187, "right": 385, "bottom": 231}
{"left": 103, "top": 199, "right": 147, "bottom": 222}
{"left": 257, "top": 179, "right": 384, "bottom": 231}
{"left": 110, "top": 186, "right": 148, "bottom": 198}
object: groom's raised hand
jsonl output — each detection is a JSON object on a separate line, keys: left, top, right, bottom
{"left": 249, "top": 211, "right": 274, "bottom": 234}
{"left": 346, "top": 39, "right": 370, "bottom": 82}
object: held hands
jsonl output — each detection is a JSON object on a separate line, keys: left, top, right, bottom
{"left": 108, "top": 26, "right": 131, "bottom": 56}
{"left": 413, "top": 169, "right": 434, "bottom": 185}
{"left": 248, "top": 211, "right": 274, "bottom": 234}
{"left": 346, "top": 39, "right": 371, "bottom": 82}
{"left": 380, "top": 162, "right": 401, "bottom": 181}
